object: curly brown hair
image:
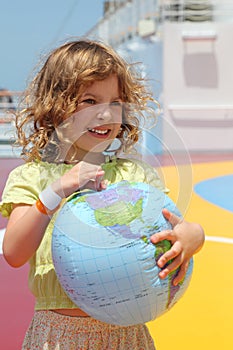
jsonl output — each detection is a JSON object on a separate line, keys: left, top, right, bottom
{"left": 15, "top": 39, "right": 157, "bottom": 162}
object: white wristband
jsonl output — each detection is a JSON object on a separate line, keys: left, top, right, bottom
{"left": 39, "top": 185, "right": 62, "bottom": 211}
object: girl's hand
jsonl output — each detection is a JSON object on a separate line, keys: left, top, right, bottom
{"left": 150, "top": 208, "right": 205, "bottom": 286}
{"left": 3, "top": 161, "right": 107, "bottom": 268}
{"left": 52, "top": 161, "right": 107, "bottom": 198}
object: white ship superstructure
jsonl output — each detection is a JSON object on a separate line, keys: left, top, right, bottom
{"left": 87, "top": 1, "right": 233, "bottom": 154}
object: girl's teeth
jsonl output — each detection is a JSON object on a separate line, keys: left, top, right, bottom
{"left": 89, "top": 128, "right": 108, "bottom": 135}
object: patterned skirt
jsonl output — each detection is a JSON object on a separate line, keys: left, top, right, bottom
{"left": 22, "top": 310, "right": 156, "bottom": 350}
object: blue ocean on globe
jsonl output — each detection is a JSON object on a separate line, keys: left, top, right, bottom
{"left": 52, "top": 181, "right": 193, "bottom": 326}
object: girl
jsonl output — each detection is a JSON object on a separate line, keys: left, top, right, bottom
{"left": 0, "top": 39, "right": 204, "bottom": 350}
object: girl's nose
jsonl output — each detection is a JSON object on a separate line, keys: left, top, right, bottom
{"left": 96, "top": 104, "right": 112, "bottom": 122}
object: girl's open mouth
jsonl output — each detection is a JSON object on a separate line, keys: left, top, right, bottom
{"left": 87, "top": 127, "right": 111, "bottom": 138}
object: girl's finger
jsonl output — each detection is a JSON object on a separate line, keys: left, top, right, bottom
{"left": 150, "top": 229, "right": 173, "bottom": 244}
{"left": 172, "top": 260, "right": 190, "bottom": 286}
{"left": 162, "top": 208, "right": 182, "bottom": 227}
{"left": 158, "top": 255, "right": 182, "bottom": 280}
{"left": 157, "top": 242, "right": 182, "bottom": 268}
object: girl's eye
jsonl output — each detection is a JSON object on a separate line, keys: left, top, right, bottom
{"left": 82, "top": 99, "right": 96, "bottom": 105}
{"left": 111, "top": 101, "right": 122, "bottom": 107}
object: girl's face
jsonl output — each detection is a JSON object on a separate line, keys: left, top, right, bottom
{"left": 65, "top": 74, "right": 123, "bottom": 156}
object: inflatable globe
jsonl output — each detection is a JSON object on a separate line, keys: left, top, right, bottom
{"left": 52, "top": 181, "right": 193, "bottom": 326}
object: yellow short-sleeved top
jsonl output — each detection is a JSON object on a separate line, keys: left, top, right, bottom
{"left": 0, "top": 157, "right": 167, "bottom": 310}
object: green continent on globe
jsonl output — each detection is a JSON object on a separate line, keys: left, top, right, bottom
{"left": 94, "top": 198, "right": 143, "bottom": 226}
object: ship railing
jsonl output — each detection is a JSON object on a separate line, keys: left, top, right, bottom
{"left": 161, "top": 0, "right": 233, "bottom": 22}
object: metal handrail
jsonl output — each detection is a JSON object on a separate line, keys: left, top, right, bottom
{"left": 0, "top": 102, "right": 16, "bottom": 109}
{"left": 161, "top": 0, "right": 233, "bottom": 22}
{"left": 168, "top": 104, "right": 233, "bottom": 111}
